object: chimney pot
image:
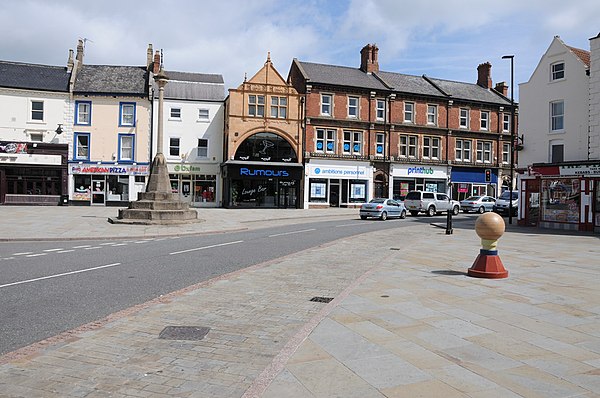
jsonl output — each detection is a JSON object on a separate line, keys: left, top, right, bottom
{"left": 153, "top": 50, "right": 160, "bottom": 74}
{"left": 360, "top": 44, "right": 379, "bottom": 73}
{"left": 477, "top": 62, "right": 492, "bottom": 89}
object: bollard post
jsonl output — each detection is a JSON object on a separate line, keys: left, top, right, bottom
{"left": 445, "top": 209, "right": 453, "bottom": 235}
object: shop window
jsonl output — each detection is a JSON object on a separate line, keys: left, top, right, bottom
{"left": 119, "top": 134, "right": 134, "bottom": 161}
{"left": 541, "top": 178, "right": 580, "bottom": 223}
{"left": 75, "top": 101, "right": 92, "bottom": 125}
{"left": 74, "top": 132, "right": 90, "bottom": 160}
{"left": 73, "top": 175, "right": 92, "bottom": 201}
{"left": 169, "top": 137, "right": 180, "bottom": 157}
{"left": 234, "top": 131, "right": 297, "bottom": 162}
{"left": 119, "top": 102, "right": 136, "bottom": 127}
{"left": 309, "top": 178, "right": 327, "bottom": 202}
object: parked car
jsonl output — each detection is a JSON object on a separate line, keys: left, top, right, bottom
{"left": 460, "top": 195, "right": 496, "bottom": 213}
{"left": 359, "top": 198, "right": 406, "bottom": 220}
{"left": 493, "top": 191, "right": 518, "bottom": 216}
{"left": 404, "top": 191, "right": 460, "bottom": 216}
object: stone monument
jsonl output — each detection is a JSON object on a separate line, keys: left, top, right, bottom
{"left": 109, "top": 66, "right": 198, "bottom": 225}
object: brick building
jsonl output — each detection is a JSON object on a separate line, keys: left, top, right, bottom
{"left": 288, "top": 44, "right": 516, "bottom": 208}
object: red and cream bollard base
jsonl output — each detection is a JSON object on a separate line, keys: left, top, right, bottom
{"left": 468, "top": 249, "right": 509, "bottom": 279}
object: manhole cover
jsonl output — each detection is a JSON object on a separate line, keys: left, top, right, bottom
{"left": 159, "top": 326, "right": 210, "bottom": 341}
{"left": 310, "top": 296, "right": 334, "bottom": 303}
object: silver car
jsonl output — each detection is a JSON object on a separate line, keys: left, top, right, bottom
{"left": 460, "top": 195, "right": 496, "bottom": 213}
{"left": 360, "top": 198, "right": 406, "bottom": 221}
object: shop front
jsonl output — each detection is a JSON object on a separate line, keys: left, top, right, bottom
{"left": 305, "top": 160, "right": 372, "bottom": 208}
{"left": 69, "top": 163, "right": 149, "bottom": 206}
{"left": 390, "top": 163, "right": 449, "bottom": 200}
{"left": 222, "top": 162, "right": 302, "bottom": 208}
{"left": 450, "top": 167, "right": 498, "bottom": 201}
{"left": 168, "top": 163, "right": 220, "bottom": 207}
{"left": 0, "top": 141, "right": 68, "bottom": 205}
{"left": 520, "top": 162, "right": 599, "bottom": 232}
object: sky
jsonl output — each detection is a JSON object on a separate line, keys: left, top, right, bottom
{"left": 1, "top": 0, "right": 599, "bottom": 100}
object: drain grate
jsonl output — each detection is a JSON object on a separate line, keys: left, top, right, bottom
{"left": 159, "top": 326, "right": 210, "bottom": 341}
{"left": 310, "top": 296, "right": 334, "bottom": 303}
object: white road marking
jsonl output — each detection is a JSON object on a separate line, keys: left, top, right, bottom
{"left": 170, "top": 240, "right": 243, "bottom": 255}
{"left": 336, "top": 223, "right": 364, "bottom": 228}
{"left": 26, "top": 253, "right": 47, "bottom": 257}
{"left": 111, "top": 243, "right": 127, "bottom": 247}
{"left": 12, "top": 252, "right": 33, "bottom": 256}
{"left": 72, "top": 245, "right": 91, "bottom": 249}
{"left": 84, "top": 246, "right": 101, "bottom": 250}
{"left": 0, "top": 263, "right": 122, "bottom": 289}
{"left": 43, "top": 248, "right": 64, "bottom": 252}
{"left": 99, "top": 242, "right": 116, "bottom": 246}
{"left": 57, "top": 250, "right": 75, "bottom": 253}
{"left": 268, "top": 229, "right": 316, "bottom": 238}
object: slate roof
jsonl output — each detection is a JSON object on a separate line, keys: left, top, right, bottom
{"left": 0, "top": 60, "right": 70, "bottom": 92}
{"left": 425, "top": 77, "right": 511, "bottom": 106}
{"left": 73, "top": 65, "right": 148, "bottom": 95}
{"left": 153, "top": 71, "right": 225, "bottom": 101}
{"left": 294, "top": 60, "right": 389, "bottom": 91}
{"left": 376, "top": 71, "right": 443, "bottom": 97}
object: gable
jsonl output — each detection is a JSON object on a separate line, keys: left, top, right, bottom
{"left": 244, "top": 55, "right": 287, "bottom": 87}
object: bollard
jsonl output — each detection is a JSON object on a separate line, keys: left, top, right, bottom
{"left": 467, "top": 212, "right": 508, "bottom": 279}
{"left": 445, "top": 209, "right": 453, "bottom": 235}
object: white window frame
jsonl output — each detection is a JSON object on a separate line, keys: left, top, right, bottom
{"left": 198, "top": 108, "right": 209, "bottom": 121}
{"left": 270, "top": 96, "right": 287, "bottom": 119}
{"left": 316, "top": 128, "right": 336, "bottom": 153}
{"left": 321, "top": 94, "right": 332, "bottom": 116}
{"left": 248, "top": 95, "right": 265, "bottom": 117}
{"left": 348, "top": 96, "right": 359, "bottom": 118}
{"left": 455, "top": 139, "right": 472, "bottom": 162}
{"left": 119, "top": 134, "right": 134, "bottom": 161}
{"left": 503, "top": 113, "right": 510, "bottom": 133}
{"left": 476, "top": 141, "right": 492, "bottom": 163}
{"left": 169, "top": 137, "right": 180, "bottom": 157}
{"left": 400, "top": 135, "right": 417, "bottom": 158}
{"left": 170, "top": 107, "right": 181, "bottom": 120}
{"left": 480, "top": 111, "right": 490, "bottom": 131}
{"left": 404, "top": 102, "right": 414, "bottom": 123}
{"left": 502, "top": 142, "right": 510, "bottom": 164}
{"left": 423, "top": 136, "right": 440, "bottom": 159}
{"left": 376, "top": 99, "right": 385, "bottom": 121}
{"left": 551, "top": 62, "right": 565, "bottom": 81}
{"left": 119, "top": 102, "right": 135, "bottom": 127}
{"left": 427, "top": 104, "right": 437, "bottom": 126}
{"left": 30, "top": 100, "right": 44, "bottom": 122}
{"left": 551, "top": 100, "right": 564, "bottom": 131}
{"left": 343, "top": 130, "right": 362, "bottom": 155}
{"left": 74, "top": 132, "right": 90, "bottom": 160}
{"left": 76, "top": 101, "right": 91, "bottom": 125}
{"left": 375, "top": 133, "right": 385, "bottom": 156}
{"left": 459, "top": 108, "right": 469, "bottom": 129}
{"left": 29, "top": 132, "right": 44, "bottom": 142}
{"left": 197, "top": 138, "right": 208, "bottom": 158}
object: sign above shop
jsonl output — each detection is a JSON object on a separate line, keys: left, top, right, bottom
{"left": 391, "top": 164, "right": 448, "bottom": 179}
{"left": 168, "top": 163, "right": 203, "bottom": 174}
{"left": 308, "top": 165, "right": 368, "bottom": 178}
{"left": 560, "top": 163, "right": 600, "bottom": 176}
{"left": 70, "top": 164, "right": 149, "bottom": 175}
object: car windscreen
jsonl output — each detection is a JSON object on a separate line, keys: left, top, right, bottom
{"left": 370, "top": 199, "right": 385, "bottom": 203}
{"left": 465, "top": 196, "right": 480, "bottom": 201}
{"left": 499, "top": 192, "right": 518, "bottom": 200}
{"left": 405, "top": 192, "right": 421, "bottom": 200}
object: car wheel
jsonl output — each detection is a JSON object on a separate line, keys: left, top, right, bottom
{"left": 380, "top": 211, "right": 388, "bottom": 221}
{"left": 453, "top": 206, "right": 460, "bottom": 215}
{"left": 478, "top": 206, "right": 485, "bottom": 214}
{"left": 400, "top": 209, "right": 406, "bottom": 219}
{"left": 427, "top": 206, "right": 435, "bottom": 217}
{"left": 410, "top": 211, "right": 419, "bottom": 216}
{"left": 360, "top": 215, "right": 367, "bottom": 220}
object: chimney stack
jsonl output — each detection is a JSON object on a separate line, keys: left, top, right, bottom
{"left": 76, "top": 39, "right": 84, "bottom": 65}
{"left": 147, "top": 44, "right": 154, "bottom": 70}
{"left": 153, "top": 50, "right": 161, "bottom": 74}
{"left": 67, "top": 49, "right": 74, "bottom": 72}
{"left": 494, "top": 81, "right": 508, "bottom": 96}
{"left": 360, "top": 44, "right": 379, "bottom": 73}
{"left": 477, "top": 62, "right": 492, "bottom": 89}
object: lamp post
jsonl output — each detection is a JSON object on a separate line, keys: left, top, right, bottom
{"left": 502, "top": 55, "right": 515, "bottom": 225}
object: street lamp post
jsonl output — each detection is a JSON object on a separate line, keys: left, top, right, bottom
{"left": 502, "top": 55, "right": 515, "bottom": 225}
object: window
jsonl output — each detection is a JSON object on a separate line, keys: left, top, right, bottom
{"left": 30, "top": 100, "right": 44, "bottom": 121}
{"left": 551, "top": 62, "right": 565, "bottom": 81}
{"left": 248, "top": 95, "right": 265, "bottom": 117}
{"left": 75, "top": 101, "right": 91, "bottom": 125}
{"left": 376, "top": 133, "right": 385, "bottom": 156}
{"left": 455, "top": 139, "right": 472, "bottom": 162}
{"left": 503, "top": 113, "right": 510, "bottom": 132}
{"left": 29, "top": 132, "right": 43, "bottom": 142}
{"left": 197, "top": 138, "right": 208, "bottom": 158}
{"left": 170, "top": 107, "right": 181, "bottom": 119}
{"left": 321, "top": 94, "right": 332, "bottom": 116}
{"left": 404, "top": 102, "right": 414, "bottom": 123}
{"left": 427, "top": 105, "right": 437, "bottom": 125}
{"left": 476, "top": 141, "right": 492, "bottom": 163}
{"left": 271, "top": 96, "right": 287, "bottom": 118}
{"left": 343, "top": 131, "right": 362, "bottom": 155}
{"left": 348, "top": 96, "right": 359, "bottom": 118}
{"left": 119, "top": 134, "right": 134, "bottom": 161}
{"left": 550, "top": 141, "right": 564, "bottom": 163}
{"left": 198, "top": 108, "right": 209, "bottom": 121}
{"left": 400, "top": 135, "right": 417, "bottom": 158}
{"left": 502, "top": 142, "right": 510, "bottom": 164}
{"left": 74, "top": 133, "right": 90, "bottom": 160}
{"left": 551, "top": 101, "right": 564, "bottom": 131}
{"left": 376, "top": 99, "right": 385, "bottom": 120}
{"left": 480, "top": 111, "right": 489, "bottom": 130}
{"left": 423, "top": 136, "right": 440, "bottom": 159}
{"left": 169, "top": 137, "right": 180, "bottom": 157}
{"left": 119, "top": 102, "right": 136, "bottom": 126}
{"left": 459, "top": 108, "right": 469, "bottom": 129}
{"left": 316, "top": 128, "right": 336, "bottom": 153}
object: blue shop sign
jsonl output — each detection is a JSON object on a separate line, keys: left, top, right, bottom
{"left": 451, "top": 168, "right": 497, "bottom": 184}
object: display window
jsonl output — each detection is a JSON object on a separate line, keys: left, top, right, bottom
{"left": 541, "top": 178, "right": 580, "bottom": 223}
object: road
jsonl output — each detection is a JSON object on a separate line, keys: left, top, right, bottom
{"left": 0, "top": 214, "right": 468, "bottom": 356}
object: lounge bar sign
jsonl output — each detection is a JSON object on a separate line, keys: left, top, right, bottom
{"left": 559, "top": 163, "right": 600, "bottom": 176}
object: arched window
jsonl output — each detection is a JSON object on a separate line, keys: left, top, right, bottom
{"left": 235, "top": 132, "right": 297, "bottom": 162}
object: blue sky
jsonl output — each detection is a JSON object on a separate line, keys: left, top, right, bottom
{"left": 1, "top": 0, "right": 599, "bottom": 99}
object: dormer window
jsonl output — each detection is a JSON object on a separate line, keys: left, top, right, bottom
{"left": 551, "top": 62, "right": 565, "bottom": 81}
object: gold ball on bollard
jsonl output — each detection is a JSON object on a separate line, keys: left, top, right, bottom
{"left": 475, "top": 212, "right": 505, "bottom": 241}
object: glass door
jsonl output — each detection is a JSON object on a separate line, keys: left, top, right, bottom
{"left": 91, "top": 177, "right": 106, "bottom": 205}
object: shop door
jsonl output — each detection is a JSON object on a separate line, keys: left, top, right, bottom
{"left": 0, "top": 169, "right": 5, "bottom": 203}
{"left": 181, "top": 180, "right": 192, "bottom": 203}
{"left": 329, "top": 180, "right": 340, "bottom": 207}
{"left": 91, "top": 177, "right": 105, "bottom": 205}
{"left": 278, "top": 184, "right": 297, "bottom": 208}
{"left": 595, "top": 179, "right": 600, "bottom": 233}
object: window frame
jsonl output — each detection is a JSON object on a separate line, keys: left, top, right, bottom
{"left": 551, "top": 100, "right": 564, "bottom": 131}
{"left": 321, "top": 94, "right": 332, "bottom": 116}
{"left": 503, "top": 113, "right": 510, "bottom": 133}
{"left": 550, "top": 141, "right": 564, "bottom": 163}
{"left": 118, "top": 134, "right": 135, "bottom": 162}
{"left": 170, "top": 107, "right": 181, "bottom": 120}
{"left": 75, "top": 100, "right": 92, "bottom": 126}
{"left": 119, "top": 102, "right": 136, "bottom": 127}
{"left": 30, "top": 100, "right": 44, "bottom": 122}
{"left": 375, "top": 133, "right": 385, "bottom": 156}
{"left": 459, "top": 108, "right": 469, "bottom": 129}
{"left": 270, "top": 96, "right": 287, "bottom": 119}
{"left": 422, "top": 136, "right": 440, "bottom": 159}
{"left": 399, "top": 134, "right": 418, "bottom": 158}
{"left": 480, "top": 110, "right": 490, "bottom": 131}
{"left": 169, "top": 137, "right": 180, "bottom": 157}
{"left": 502, "top": 142, "right": 510, "bottom": 164}
{"left": 348, "top": 96, "right": 359, "bottom": 118}
{"left": 427, "top": 104, "right": 438, "bottom": 126}
{"left": 476, "top": 141, "right": 492, "bottom": 163}
{"left": 74, "top": 132, "right": 90, "bottom": 161}
{"left": 376, "top": 99, "right": 385, "bottom": 121}
{"left": 315, "top": 128, "right": 336, "bottom": 153}
{"left": 197, "top": 138, "right": 208, "bottom": 158}
{"left": 198, "top": 108, "right": 210, "bottom": 121}
{"left": 248, "top": 95, "right": 265, "bottom": 117}
{"left": 455, "top": 139, "right": 472, "bottom": 162}
{"left": 404, "top": 102, "right": 414, "bottom": 123}
{"left": 551, "top": 62, "right": 565, "bottom": 81}
{"left": 343, "top": 130, "right": 362, "bottom": 155}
